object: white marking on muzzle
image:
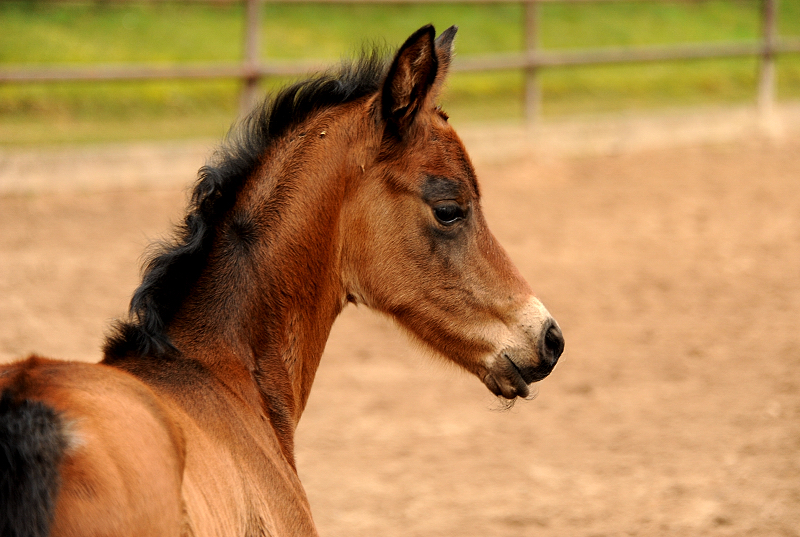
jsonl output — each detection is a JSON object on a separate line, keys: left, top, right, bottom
{"left": 482, "top": 295, "right": 553, "bottom": 369}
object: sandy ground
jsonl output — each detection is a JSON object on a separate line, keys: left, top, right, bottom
{"left": 1, "top": 108, "right": 799, "bottom": 536}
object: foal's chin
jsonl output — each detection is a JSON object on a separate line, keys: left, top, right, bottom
{"left": 482, "top": 354, "right": 553, "bottom": 400}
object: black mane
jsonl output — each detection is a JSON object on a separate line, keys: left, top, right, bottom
{"left": 104, "top": 50, "right": 389, "bottom": 360}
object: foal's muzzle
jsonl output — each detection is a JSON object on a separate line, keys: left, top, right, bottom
{"left": 484, "top": 317, "right": 565, "bottom": 400}
{"left": 539, "top": 320, "right": 565, "bottom": 374}
{"left": 516, "top": 319, "right": 564, "bottom": 384}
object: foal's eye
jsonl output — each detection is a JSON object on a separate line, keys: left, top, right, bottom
{"left": 433, "top": 203, "right": 465, "bottom": 226}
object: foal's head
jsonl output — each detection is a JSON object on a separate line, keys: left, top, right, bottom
{"left": 341, "top": 25, "right": 564, "bottom": 400}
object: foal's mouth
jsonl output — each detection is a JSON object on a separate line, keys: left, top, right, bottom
{"left": 483, "top": 353, "right": 554, "bottom": 400}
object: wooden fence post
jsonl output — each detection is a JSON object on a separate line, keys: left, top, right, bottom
{"left": 524, "top": 0, "right": 540, "bottom": 125}
{"left": 241, "top": 0, "right": 262, "bottom": 116}
{"left": 757, "top": 0, "right": 777, "bottom": 119}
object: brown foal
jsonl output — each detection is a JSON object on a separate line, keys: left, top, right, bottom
{"left": 0, "top": 25, "right": 563, "bottom": 537}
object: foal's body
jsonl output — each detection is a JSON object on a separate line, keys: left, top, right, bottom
{"left": 0, "top": 26, "right": 563, "bottom": 537}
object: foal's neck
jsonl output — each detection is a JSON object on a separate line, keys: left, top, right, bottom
{"left": 171, "top": 106, "right": 368, "bottom": 443}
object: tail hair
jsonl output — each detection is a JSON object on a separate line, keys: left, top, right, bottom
{"left": 0, "top": 391, "right": 67, "bottom": 537}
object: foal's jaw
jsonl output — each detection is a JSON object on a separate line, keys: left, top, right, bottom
{"left": 479, "top": 296, "right": 565, "bottom": 400}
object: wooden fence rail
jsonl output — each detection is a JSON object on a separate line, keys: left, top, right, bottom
{"left": 1, "top": 0, "right": 798, "bottom": 122}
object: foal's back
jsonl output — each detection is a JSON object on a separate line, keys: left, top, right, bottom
{"left": 1, "top": 354, "right": 317, "bottom": 536}
{"left": 1, "top": 356, "right": 184, "bottom": 536}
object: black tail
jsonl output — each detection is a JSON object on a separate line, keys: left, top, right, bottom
{"left": 0, "top": 391, "right": 67, "bottom": 537}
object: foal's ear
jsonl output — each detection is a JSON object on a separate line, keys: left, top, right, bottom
{"left": 433, "top": 25, "right": 458, "bottom": 84}
{"left": 381, "top": 25, "right": 438, "bottom": 132}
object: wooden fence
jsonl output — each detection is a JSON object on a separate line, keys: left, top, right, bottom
{"left": 1, "top": 0, "right": 799, "bottom": 122}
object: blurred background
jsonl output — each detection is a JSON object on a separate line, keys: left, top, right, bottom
{"left": 1, "top": 0, "right": 799, "bottom": 144}
{"left": 1, "top": 1, "right": 800, "bottom": 536}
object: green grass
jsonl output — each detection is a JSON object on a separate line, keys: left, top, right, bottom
{"left": 1, "top": 0, "right": 799, "bottom": 144}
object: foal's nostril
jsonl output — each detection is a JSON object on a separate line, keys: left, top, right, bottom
{"left": 541, "top": 322, "right": 565, "bottom": 366}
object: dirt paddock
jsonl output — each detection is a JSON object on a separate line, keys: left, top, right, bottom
{"left": 1, "top": 113, "right": 799, "bottom": 536}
